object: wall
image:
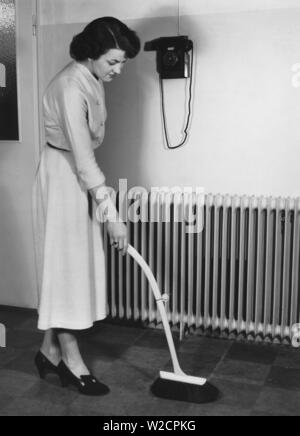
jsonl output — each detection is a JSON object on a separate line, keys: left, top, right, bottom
{"left": 0, "top": 0, "right": 38, "bottom": 308}
{"left": 37, "top": 0, "right": 300, "bottom": 198}
{"left": 0, "top": 0, "right": 298, "bottom": 309}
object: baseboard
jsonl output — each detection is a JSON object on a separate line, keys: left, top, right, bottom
{"left": 0, "top": 304, "right": 37, "bottom": 315}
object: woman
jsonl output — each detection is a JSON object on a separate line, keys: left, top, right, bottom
{"left": 32, "top": 17, "right": 140, "bottom": 396}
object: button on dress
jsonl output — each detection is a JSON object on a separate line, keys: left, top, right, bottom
{"left": 32, "top": 62, "right": 108, "bottom": 330}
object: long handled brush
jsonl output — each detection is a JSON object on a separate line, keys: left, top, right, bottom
{"left": 127, "top": 244, "right": 220, "bottom": 404}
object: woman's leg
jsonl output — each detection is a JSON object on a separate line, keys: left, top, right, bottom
{"left": 40, "top": 329, "right": 61, "bottom": 366}
{"left": 56, "top": 330, "right": 89, "bottom": 378}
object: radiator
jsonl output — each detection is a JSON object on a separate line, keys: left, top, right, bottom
{"left": 103, "top": 190, "right": 300, "bottom": 345}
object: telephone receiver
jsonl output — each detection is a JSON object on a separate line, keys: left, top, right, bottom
{"left": 144, "top": 35, "right": 193, "bottom": 53}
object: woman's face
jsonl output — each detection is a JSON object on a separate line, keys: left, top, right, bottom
{"left": 90, "top": 48, "right": 127, "bottom": 82}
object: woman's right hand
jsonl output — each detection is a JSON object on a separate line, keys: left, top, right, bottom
{"left": 107, "top": 221, "right": 128, "bottom": 255}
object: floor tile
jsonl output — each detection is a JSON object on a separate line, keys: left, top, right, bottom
{"left": 0, "top": 398, "right": 68, "bottom": 416}
{"left": 100, "top": 385, "right": 192, "bottom": 416}
{"left": 85, "top": 354, "right": 120, "bottom": 377}
{"left": 0, "top": 394, "right": 14, "bottom": 412}
{"left": 6, "top": 329, "right": 43, "bottom": 349}
{"left": 266, "top": 366, "right": 300, "bottom": 391}
{"left": 183, "top": 403, "right": 251, "bottom": 417}
{"left": 253, "top": 387, "right": 300, "bottom": 416}
{"left": 120, "top": 345, "right": 171, "bottom": 370}
{"left": 273, "top": 347, "right": 300, "bottom": 369}
{"left": 83, "top": 324, "right": 146, "bottom": 347}
{"left": 79, "top": 338, "right": 129, "bottom": 361}
{"left": 0, "top": 309, "right": 35, "bottom": 329}
{"left": 250, "top": 410, "right": 288, "bottom": 416}
{"left": 67, "top": 400, "right": 116, "bottom": 417}
{"left": 4, "top": 348, "right": 38, "bottom": 376}
{"left": 183, "top": 377, "right": 262, "bottom": 416}
{"left": 0, "top": 347, "right": 23, "bottom": 368}
{"left": 16, "top": 315, "right": 39, "bottom": 332}
{"left": 225, "top": 342, "right": 278, "bottom": 365}
{"left": 178, "top": 336, "right": 232, "bottom": 358}
{"left": 213, "top": 359, "right": 270, "bottom": 385}
{"left": 0, "top": 370, "right": 38, "bottom": 397}
{"left": 24, "top": 380, "right": 78, "bottom": 405}
{"left": 68, "top": 393, "right": 123, "bottom": 417}
{"left": 134, "top": 329, "right": 180, "bottom": 350}
{"left": 102, "top": 359, "right": 158, "bottom": 391}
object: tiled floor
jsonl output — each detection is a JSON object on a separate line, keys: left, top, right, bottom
{"left": 0, "top": 306, "right": 299, "bottom": 416}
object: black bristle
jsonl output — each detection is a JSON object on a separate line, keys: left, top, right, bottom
{"left": 151, "top": 378, "right": 220, "bottom": 404}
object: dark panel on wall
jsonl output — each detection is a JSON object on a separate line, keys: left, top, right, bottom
{"left": 0, "top": 0, "right": 19, "bottom": 141}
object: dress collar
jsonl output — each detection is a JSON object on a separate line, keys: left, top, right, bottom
{"left": 74, "top": 61, "right": 102, "bottom": 86}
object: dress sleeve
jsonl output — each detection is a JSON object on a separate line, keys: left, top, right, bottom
{"left": 56, "top": 79, "right": 106, "bottom": 190}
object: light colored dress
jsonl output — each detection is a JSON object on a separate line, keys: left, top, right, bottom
{"left": 32, "top": 62, "right": 108, "bottom": 331}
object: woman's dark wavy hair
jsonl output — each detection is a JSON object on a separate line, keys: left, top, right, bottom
{"left": 70, "top": 17, "right": 140, "bottom": 61}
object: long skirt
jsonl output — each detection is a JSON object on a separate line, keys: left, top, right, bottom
{"left": 32, "top": 145, "right": 107, "bottom": 331}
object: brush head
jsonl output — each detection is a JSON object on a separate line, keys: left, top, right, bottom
{"left": 151, "top": 377, "right": 220, "bottom": 404}
{"left": 159, "top": 371, "right": 207, "bottom": 386}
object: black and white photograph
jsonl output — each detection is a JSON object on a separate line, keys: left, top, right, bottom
{"left": 0, "top": 0, "right": 299, "bottom": 418}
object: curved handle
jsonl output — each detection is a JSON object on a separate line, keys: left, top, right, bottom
{"left": 127, "top": 244, "right": 185, "bottom": 376}
{"left": 127, "top": 245, "right": 163, "bottom": 303}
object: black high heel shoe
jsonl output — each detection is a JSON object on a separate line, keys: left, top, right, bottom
{"left": 34, "top": 350, "right": 60, "bottom": 379}
{"left": 57, "top": 361, "right": 110, "bottom": 396}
